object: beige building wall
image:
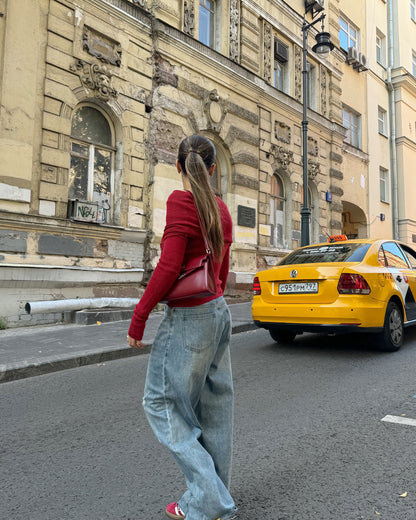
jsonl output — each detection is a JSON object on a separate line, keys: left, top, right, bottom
{"left": 365, "top": 0, "right": 392, "bottom": 239}
{"left": 392, "top": 0, "right": 416, "bottom": 244}
{"left": 0, "top": 0, "right": 346, "bottom": 327}
{"left": 147, "top": 0, "right": 345, "bottom": 280}
{"left": 0, "top": 0, "right": 152, "bottom": 325}
{"left": 362, "top": 0, "right": 416, "bottom": 244}
{"left": 337, "top": 0, "right": 369, "bottom": 239}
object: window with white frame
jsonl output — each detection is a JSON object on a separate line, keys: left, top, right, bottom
{"left": 270, "top": 174, "right": 286, "bottom": 248}
{"left": 339, "top": 15, "right": 358, "bottom": 52}
{"left": 199, "top": 0, "right": 216, "bottom": 48}
{"left": 69, "top": 105, "right": 115, "bottom": 224}
{"left": 411, "top": 0, "right": 416, "bottom": 22}
{"left": 273, "top": 38, "right": 289, "bottom": 93}
{"left": 380, "top": 167, "right": 389, "bottom": 202}
{"left": 342, "top": 106, "right": 361, "bottom": 148}
{"left": 378, "top": 106, "right": 387, "bottom": 135}
{"left": 376, "top": 30, "right": 386, "bottom": 66}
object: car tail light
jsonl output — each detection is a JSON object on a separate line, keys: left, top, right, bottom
{"left": 253, "top": 277, "right": 261, "bottom": 295}
{"left": 337, "top": 273, "right": 371, "bottom": 294}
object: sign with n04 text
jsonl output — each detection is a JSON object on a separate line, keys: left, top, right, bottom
{"left": 70, "top": 200, "right": 98, "bottom": 222}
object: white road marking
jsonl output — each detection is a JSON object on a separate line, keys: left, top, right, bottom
{"left": 381, "top": 415, "right": 416, "bottom": 427}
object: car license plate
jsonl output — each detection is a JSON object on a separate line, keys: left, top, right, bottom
{"left": 278, "top": 282, "right": 318, "bottom": 294}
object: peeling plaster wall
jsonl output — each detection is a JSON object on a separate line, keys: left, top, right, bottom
{"left": 0, "top": 0, "right": 347, "bottom": 326}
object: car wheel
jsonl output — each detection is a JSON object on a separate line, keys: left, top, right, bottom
{"left": 376, "top": 301, "right": 403, "bottom": 352}
{"left": 269, "top": 328, "right": 297, "bottom": 344}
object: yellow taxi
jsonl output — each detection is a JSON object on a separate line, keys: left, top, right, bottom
{"left": 252, "top": 236, "right": 416, "bottom": 351}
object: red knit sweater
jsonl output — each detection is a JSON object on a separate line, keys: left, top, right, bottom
{"left": 128, "top": 190, "right": 233, "bottom": 341}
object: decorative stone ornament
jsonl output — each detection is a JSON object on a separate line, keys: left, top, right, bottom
{"left": 268, "top": 144, "right": 294, "bottom": 171}
{"left": 204, "top": 90, "right": 226, "bottom": 132}
{"left": 308, "top": 136, "right": 319, "bottom": 156}
{"left": 71, "top": 60, "right": 118, "bottom": 101}
{"left": 230, "top": 0, "right": 240, "bottom": 62}
{"left": 320, "top": 64, "right": 327, "bottom": 116}
{"left": 183, "top": 0, "right": 195, "bottom": 36}
{"left": 308, "top": 159, "right": 321, "bottom": 178}
{"left": 263, "top": 22, "right": 272, "bottom": 83}
{"left": 275, "top": 121, "right": 291, "bottom": 144}
{"left": 294, "top": 46, "right": 302, "bottom": 102}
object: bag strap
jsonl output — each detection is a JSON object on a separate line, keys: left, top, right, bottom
{"left": 194, "top": 203, "right": 211, "bottom": 256}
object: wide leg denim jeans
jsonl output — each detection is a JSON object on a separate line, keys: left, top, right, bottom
{"left": 142, "top": 296, "right": 237, "bottom": 520}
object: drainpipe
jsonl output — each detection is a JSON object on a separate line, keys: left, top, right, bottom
{"left": 387, "top": 0, "right": 399, "bottom": 239}
{"left": 25, "top": 298, "right": 139, "bottom": 315}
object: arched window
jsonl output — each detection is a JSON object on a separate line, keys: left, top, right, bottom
{"left": 209, "top": 156, "right": 222, "bottom": 196}
{"left": 69, "top": 105, "right": 116, "bottom": 224}
{"left": 270, "top": 174, "right": 285, "bottom": 247}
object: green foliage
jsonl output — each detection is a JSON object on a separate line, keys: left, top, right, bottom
{"left": 0, "top": 317, "right": 8, "bottom": 330}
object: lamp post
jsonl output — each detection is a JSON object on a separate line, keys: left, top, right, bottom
{"left": 301, "top": 13, "right": 334, "bottom": 246}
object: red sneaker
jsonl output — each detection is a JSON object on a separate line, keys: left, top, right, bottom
{"left": 166, "top": 502, "right": 185, "bottom": 519}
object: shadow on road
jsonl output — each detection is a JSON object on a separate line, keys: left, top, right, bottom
{"left": 257, "top": 328, "right": 416, "bottom": 357}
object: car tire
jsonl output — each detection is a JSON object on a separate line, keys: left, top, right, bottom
{"left": 269, "top": 328, "right": 297, "bottom": 344}
{"left": 376, "top": 301, "right": 403, "bottom": 352}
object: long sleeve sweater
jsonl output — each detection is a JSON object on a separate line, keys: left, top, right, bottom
{"left": 128, "top": 190, "right": 233, "bottom": 341}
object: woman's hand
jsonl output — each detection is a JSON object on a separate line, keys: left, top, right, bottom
{"left": 126, "top": 334, "right": 146, "bottom": 349}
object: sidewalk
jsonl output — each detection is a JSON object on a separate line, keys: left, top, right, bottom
{"left": 0, "top": 302, "right": 255, "bottom": 383}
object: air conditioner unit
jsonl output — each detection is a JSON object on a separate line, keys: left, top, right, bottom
{"left": 357, "top": 52, "right": 368, "bottom": 71}
{"left": 346, "top": 46, "right": 358, "bottom": 64}
{"left": 274, "top": 39, "right": 288, "bottom": 63}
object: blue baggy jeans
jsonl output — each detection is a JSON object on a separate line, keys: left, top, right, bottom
{"left": 142, "top": 296, "right": 237, "bottom": 520}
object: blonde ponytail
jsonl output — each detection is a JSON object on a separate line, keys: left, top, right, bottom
{"left": 178, "top": 135, "right": 224, "bottom": 259}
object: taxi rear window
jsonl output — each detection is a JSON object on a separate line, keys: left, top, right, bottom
{"left": 279, "top": 243, "right": 371, "bottom": 265}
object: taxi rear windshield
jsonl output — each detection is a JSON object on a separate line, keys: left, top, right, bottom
{"left": 279, "top": 243, "right": 371, "bottom": 265}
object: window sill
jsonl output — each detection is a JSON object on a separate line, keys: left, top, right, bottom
{"left": 342, "top": 143, "right": 369, "bottom": 162}
{"left": 68, "top": 217, "right": 122, "bottom": 230}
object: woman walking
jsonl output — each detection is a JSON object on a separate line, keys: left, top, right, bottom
{"left": 126, "top": 135, "right": 237, "bottom": 520}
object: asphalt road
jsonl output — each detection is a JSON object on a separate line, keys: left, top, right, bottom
{"left": 1, "top": 328, "right": 416, "bottom": 520}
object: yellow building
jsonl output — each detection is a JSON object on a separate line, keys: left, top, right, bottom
{"left": 338, "top": 0, "right": 416, "bottom": 242}
{"left": 0, "top": 0, "right": 348, "bottom": 327}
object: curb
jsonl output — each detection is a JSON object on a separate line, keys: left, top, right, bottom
{"left": 0, "top": 322, "right": 257, "bottom": 384}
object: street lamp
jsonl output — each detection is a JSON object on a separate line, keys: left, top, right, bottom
{"left": 301, "top": 13, "right": 334, "bottom": 246}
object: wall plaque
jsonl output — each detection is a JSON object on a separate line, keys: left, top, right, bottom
{"left": 83, "top": 26, "right": 122, "bottom": 67}
{"left": 237, "top": 205, "right": 256, "bottom": 228}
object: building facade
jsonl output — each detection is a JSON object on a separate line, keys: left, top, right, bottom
{"left": 338, "top": 0, "right": 416, "bottom": 242}
{"left": 0, "top": 0, "right": 364, "bottom": 327}
{"left": 0, "top": 0, "right": 347, "bottom": 327}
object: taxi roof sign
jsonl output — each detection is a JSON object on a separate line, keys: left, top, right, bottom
{"left": 328, "top": 234, "right": 348, "bottom": 243}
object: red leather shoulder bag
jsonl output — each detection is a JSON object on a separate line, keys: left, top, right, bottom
{"left": 160, "top": 208, "right": 217, "bottom": 303}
